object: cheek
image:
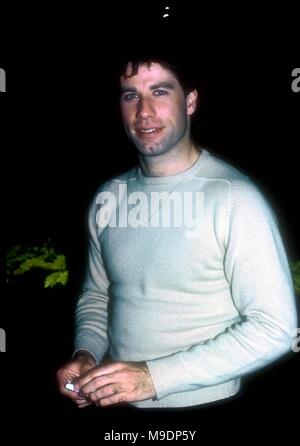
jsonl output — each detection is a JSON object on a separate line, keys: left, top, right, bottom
{"left": 161, "top": 99, "right": 186, "bottom": 120}
{"left": 121, "top": 107, "right": 133, "bottom": 125}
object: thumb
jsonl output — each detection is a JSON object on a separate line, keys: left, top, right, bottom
{"left": 79, "top": 362, "right": 96, "bottom": 376}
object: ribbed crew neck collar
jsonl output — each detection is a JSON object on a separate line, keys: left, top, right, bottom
{"left": 137, "top": 149, "right": 209, "bottom": 185}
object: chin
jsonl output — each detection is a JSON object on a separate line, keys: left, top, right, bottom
{"left": 139, "top": 146, "right": 167, "bottom": 157}
{"left": 136, "top": 139, "right": 172, "bottom": 157}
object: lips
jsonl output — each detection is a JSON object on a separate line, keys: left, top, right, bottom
{"left": 135, "top": 127, "right": 164, "bottom": 137}
{"left": 138, "top": 128, "right": 158, "bottom": 133}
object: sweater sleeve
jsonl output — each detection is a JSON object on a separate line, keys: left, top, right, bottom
{"left": 74, "top": 195, "right": 110, "bottom": 364}
{"left": 146, "top": 180, "right": 297, "bottom": 400}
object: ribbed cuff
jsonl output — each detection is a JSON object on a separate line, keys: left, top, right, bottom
{"left": 146, "top": 352, "right": 197, "bottom": 400}
{"left": 74, "top": 333, "right": 108, "bottom": 364}
{"left": 72, "top": 349, "right": 97, "bottom": 364}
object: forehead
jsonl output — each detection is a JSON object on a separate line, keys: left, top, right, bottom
{"left": 120, "top": 62, "right": 180, "bottom": 88}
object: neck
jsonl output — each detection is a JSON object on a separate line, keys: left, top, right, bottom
{"left": 139, "top": 143, "right": 201, "bottom": 177}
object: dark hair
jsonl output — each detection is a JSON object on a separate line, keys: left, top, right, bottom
{"left": 116, "top": 42, "right": 200, "bottom": 95}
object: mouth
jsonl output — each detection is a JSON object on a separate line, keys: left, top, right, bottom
{"left": 135, "top": 127, "right": 164, "bottom": 138}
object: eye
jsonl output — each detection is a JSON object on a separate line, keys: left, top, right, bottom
{"left": 153, "top": 89, "right": 168, "bottom": 97}
{"left": 122, "top": 93, "right": 139, "bottom": 102}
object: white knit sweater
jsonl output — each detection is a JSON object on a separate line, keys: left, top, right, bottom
{"left": 74, "top": 149, "right": 297, "bottom": 408}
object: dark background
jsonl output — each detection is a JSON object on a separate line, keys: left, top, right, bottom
{"left": 1, "top": 2, "right": 299, "bottom": 427}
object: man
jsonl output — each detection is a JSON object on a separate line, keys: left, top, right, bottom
{"left": 57, "top": 53, "right": 297, "bottom": 409}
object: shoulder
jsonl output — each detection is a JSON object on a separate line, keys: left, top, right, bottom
{"left": 200, "top": 149, "right": 274, "bottom": 221}
{"left": 198, "top": 149, "right": 263, "bottom": 202}
{"left": 87, "top": 166, "right": 138, "bottom": 218}
{"left": 109, "top": 166, "right": 138, "bottom": 184}
{"left": 203, "top": 150, "right": 265, "bottom": 195}
{"left": 96, "top": 166, "right": 138, "bottom": 194}
{"left": 200, "top": 149, "right": 249, "bottom": 184}
{"left": 89, "top": 167, "right": 138, "bottom": 206}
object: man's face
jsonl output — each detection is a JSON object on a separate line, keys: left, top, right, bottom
{"left": 120, "top": 62, "right": 197, "bottom": 157}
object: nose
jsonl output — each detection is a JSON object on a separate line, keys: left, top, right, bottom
{"left": 136, "top": 97, "right": 155, "bottom": 119}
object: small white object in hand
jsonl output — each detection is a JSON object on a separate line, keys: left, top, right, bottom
{"left": 65, "top": 383, "right": 76, "bottom": 391}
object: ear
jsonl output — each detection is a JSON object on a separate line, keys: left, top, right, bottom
{"left": 186, "top": 89, "right": 198, "bottom": 116}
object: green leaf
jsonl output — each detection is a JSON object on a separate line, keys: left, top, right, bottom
{"left": 44, "top": 271, "right": 69, "bottom": 288}
{"left": 6, "top": 242, "right": 69, "bottom": 288}
{"left": 290, "top": 261, "right": 300, "bottom": 296}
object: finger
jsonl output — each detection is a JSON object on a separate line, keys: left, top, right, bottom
{"left": 57, "top": 369, "right": 80, "bottom": 387}
{"left": 79, "top": 373, "right": 117, "bottom": 398}
{"left": 76, "top": 362, "right": 123, "bottom": 388}
{"left": 57, "top": 368, "right": 80, "bottom": 378}
{"left": 74, "top": 394, "right": 92, "bottom": 406}
{"left": 61, "top": 390, "right": 82, "bottom": 401}
{"left": 98, "top": 392, "right": 127, "bottom": 407}
{"left": 88, "top": 384, "right": 120, "bottom": 402}
{"left": 77, "top": 402, "right": 92, "bottom": 408}
{"left": 57, "top": 370, "right": 80, "bottom": 394}
{"left": 76, "top": 399, "right": 92, "bottom": 408}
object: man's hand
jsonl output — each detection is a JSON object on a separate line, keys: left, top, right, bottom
{"left": 74, "top": 361, "right": 156, "bottom": 407}
{"left": 56, "top": 351, "right": 97, "bottom": 408}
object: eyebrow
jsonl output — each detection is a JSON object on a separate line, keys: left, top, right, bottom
{"left": 149, "top": 82, "right": 175, "bottom": 91}
{"left": 121, "top": 81, "right": 175, "bottom": 94}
